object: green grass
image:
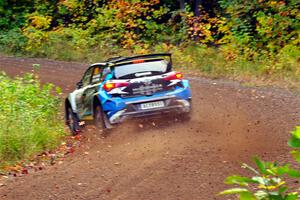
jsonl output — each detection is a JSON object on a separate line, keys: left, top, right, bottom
{"left": 0, "top": 72, "right": 65, "bottom": 165}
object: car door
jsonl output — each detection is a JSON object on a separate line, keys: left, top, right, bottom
{"left": 81, "top": 65, "right": 105, "bottom": 118}
{"left": 75, "top": 67, "right": 94, "bottom": 119}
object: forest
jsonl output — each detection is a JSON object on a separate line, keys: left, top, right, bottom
{"left": 0, "top": 0, "right": 299, "bottom": 85}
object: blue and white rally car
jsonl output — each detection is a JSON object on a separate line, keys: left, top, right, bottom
{"left": 65, "top": 53, "right": 192, "bottom": 134}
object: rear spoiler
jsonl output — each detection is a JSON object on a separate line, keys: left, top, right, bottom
{"left": 107, "top": 53, "right": 172, "bottom": 66}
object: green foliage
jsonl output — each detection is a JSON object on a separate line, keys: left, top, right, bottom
{"left": 289, "top": 127, "right": 300, "bottom": 162}
{"left": 0, "top": 0, "right": 34, "bottom": 30}
{"left": 0, "top": 29, "right": 28, "bottom": 55}
{"left": 0, "top": 72, "right": 65, "bottom": 164}
{"left": 185, "top": 9, "right": 225, "bottom": 44}
{"left": 219, "top": 0, "right": 300, "bottom": 57}
{"left": 85, "top": 0, "right": 172, "bottom": 47}
{"left": 220, "top": 127, "right": 300, "bottom": 200}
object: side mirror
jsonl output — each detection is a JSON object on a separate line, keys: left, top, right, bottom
{"left": 76, "top": 81, "right": 83, "bottom": 89}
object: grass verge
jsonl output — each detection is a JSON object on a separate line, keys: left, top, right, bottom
{"left": 0, "top": 72, "right": 65, "bottom": 166}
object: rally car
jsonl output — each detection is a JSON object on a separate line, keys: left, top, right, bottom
{"left": 65, "top": 53, "right": 192, "bottom": 134}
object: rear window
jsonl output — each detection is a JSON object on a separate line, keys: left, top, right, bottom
{"left": 114, "top": 60, "right": 169, "bottom": 79}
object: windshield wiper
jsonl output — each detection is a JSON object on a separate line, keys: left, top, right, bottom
{"left": 135, "top": 72, "right": 152, "bottom": 77}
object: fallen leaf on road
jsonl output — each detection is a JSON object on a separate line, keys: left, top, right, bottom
{"left": 21, "top": 169, "right": 28, "bottom": 175}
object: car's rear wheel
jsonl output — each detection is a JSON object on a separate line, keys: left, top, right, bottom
{"left": 66, "top": 106, "right": 80, "bottom": 135}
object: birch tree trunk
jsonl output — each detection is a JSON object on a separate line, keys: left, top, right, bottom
{"left": 179, "top": 0, "right": 185, "bottom": 12}
{"left": 194, "top": 0, "right": 202, "bottom": 16}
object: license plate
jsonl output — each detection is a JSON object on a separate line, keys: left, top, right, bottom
{"left": 140, "top": 101, "right": 164, "bottom": 110}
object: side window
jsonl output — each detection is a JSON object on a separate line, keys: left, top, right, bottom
{"left": 91, "top": 66, "right": 103, "bottom": 84}
{"left": 82, "top": 67, "right": 93, "bottom": 87}
{"left": 102, "top": 67, "right": 112, "bottom": 80}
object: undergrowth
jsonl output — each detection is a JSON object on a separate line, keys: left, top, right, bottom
{"left": 0, "top": 72, "right": 65, "bottom": 166}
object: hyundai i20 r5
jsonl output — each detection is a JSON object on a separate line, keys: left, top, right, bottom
{"left": 65, "top": 53, "right": 192, "bottom": 135}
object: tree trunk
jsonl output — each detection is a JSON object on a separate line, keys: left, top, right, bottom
{"left": 194, "top": 0, "right": 202, "bottom": 16}
{"left": 179, "top": 0, "right": 185, "bottom": 12}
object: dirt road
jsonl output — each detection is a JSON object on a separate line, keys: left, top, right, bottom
{"left": 0, "top": 56, "right": 299, "bottom": 200}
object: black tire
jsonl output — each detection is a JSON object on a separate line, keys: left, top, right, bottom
{"left": 66, "top": 106, "right": 80, "bottom": 135}
{"left": 94, "top": 105, "right": 106, "bottom": 131}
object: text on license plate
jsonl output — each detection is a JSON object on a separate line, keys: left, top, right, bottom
{"left": 140, "top": 101, "right": 164, "bottom": 110}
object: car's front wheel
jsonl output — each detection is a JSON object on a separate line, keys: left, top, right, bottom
{"left": 66, "top": 106, "right": 80, "bottom": 135}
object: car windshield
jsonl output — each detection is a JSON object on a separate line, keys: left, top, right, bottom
{"left": 114, "top": 60, "right": 169, "bottom": 79}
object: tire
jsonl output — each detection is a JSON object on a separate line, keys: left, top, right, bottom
{"left": 66, "top": 106, "right": 80, "bottom": 135}
{"left": 94, "top": 105, "right": 106, "bottom": 131}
